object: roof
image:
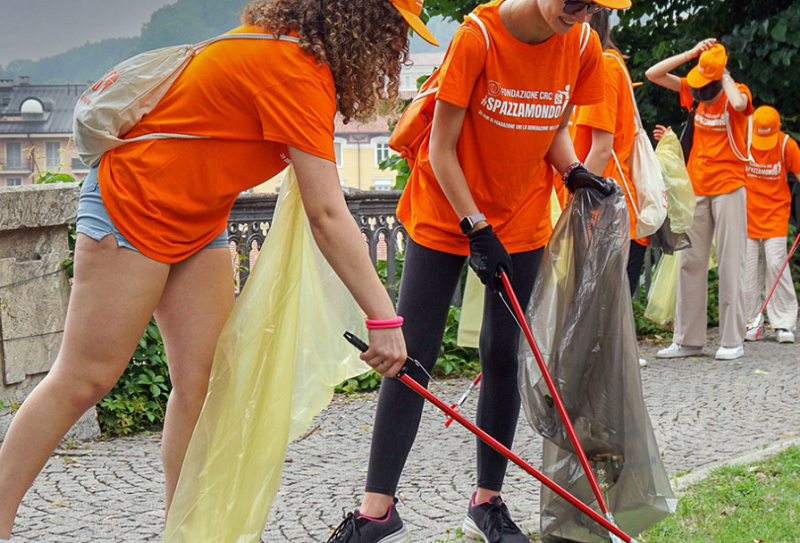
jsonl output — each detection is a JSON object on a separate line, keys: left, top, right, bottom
{"left": 334, "top": 91, "right": 417, "bottom": 136}
{"left": 0, "top": 83, "right": 86, "bottom": 135}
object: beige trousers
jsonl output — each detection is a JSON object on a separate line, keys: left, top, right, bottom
{"left": 674, "top": 187, "right": 747, "bottom": 348}
{"left": 745, "top": 236, "right": 798, "bottom": 330}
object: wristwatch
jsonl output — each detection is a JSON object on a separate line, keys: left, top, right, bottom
{"left": 460, "top": 212, "right": 486, "bottom": 236}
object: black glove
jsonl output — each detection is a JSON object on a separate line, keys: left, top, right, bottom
{"left": 468, "top": 225, "right": 512, "bottom": 293}
{"left": 564, "top": 165, "right": 615, "bottom": 197}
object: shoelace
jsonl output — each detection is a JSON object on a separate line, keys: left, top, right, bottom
{"left": 483, "top": 498, "right": 522, "bottom": 543}
{"left": 327, "top": 511, "right": 360, "bottom": 543}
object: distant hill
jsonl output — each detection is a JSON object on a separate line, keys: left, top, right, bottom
{"left": 0, "top": 1, "right": 458, "bottom": 86}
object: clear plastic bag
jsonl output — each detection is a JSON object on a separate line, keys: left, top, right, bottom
{"left": 644, "top": 253, "right": 679, "bottom": 326}
{"left": 163, "top": 166, "right": 369, "bottom": 543}
{"left": 655, "top": 129, "right": 695, "bottom": 234}
{"left": 518, "top": 188, "right": 675, "bottom": 542}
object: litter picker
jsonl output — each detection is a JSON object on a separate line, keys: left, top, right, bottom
{"left": 343, "top": 332, "right": 639, "bottom": 543}
{"left": 746, "top": 231, "right": 800, "bottom": 339}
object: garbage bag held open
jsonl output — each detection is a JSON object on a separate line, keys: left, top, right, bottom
{"left": 518, "top": 187, "right": 676, "bottom": 542}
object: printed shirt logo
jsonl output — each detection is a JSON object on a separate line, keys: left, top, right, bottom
{"left": 695, "top": 110, "right": 726, "bottom": 131}
{"left": 747, "top": 160, "right": 782, "bottom": 179}
{"left": 478, "top": 82, "right": 571, "bottom": 131}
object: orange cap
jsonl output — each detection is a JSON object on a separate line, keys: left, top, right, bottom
{"left": 390, "top": 0, "right": 439, "bottom": 46}
{"left": 595, "top": 0, "right": 633, "bottom": 8}
{"left": 752, "top": 105, "right": 781, "bottom": 151}
{"left": 687, "top": 44, "right": 728, "bottom": 88}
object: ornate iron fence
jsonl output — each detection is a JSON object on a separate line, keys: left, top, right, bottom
{"left": 227, "top": 190, "right": 407, "bottom": 298}
{"left": 228, "top": 190, "right": 657, "bottom": 302}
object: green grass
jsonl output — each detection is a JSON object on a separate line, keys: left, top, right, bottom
{"left": 640, "top": 445, "right": 800, "bottom": 543}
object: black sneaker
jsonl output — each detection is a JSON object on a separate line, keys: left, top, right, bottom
{"left": 327, "top": 498, "right": 409, "bottom": 543}
{"left": 462, "top": 494, "right": 529, "bottom": 542}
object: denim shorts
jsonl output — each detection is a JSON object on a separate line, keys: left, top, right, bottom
{"left": 76, "top": 167, "right": 229, "bottom": 253}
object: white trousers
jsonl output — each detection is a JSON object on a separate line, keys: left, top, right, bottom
{"left": 745, "top": 236, "right": 798, "bottom": 330}
{"left": 674, "top": 188, "right": 747, "bottom": 348}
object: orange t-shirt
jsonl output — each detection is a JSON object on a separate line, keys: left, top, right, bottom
{"left": 573, "top": 49, "right": 645, "bottom": 245}
{"left": 745, "top": 132, "right": 800, "bottom": 239}
{"left": 396, "top": 0, "right": 604, "bottom": 255}
{"left": 679, "top": 77, "right": 753, "bottom": 196}
{"left": 98, "top": 25, "right": 337, "bottom": 263}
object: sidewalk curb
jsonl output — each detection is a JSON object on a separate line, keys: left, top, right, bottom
{"left": 671, "top": 436, "right": 800, "bottom": 492}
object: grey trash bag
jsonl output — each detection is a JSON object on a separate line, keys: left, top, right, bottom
{"left": 517, "top": 187, "right": 676, "bottom": 542}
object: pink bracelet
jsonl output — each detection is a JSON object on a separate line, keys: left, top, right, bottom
{"left": 366, "top": 316, "right": 404, "bottom": 330}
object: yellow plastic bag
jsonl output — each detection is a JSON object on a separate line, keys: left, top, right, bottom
{"left": 644, "top": 253, "right": 678, "bottom": 326}
{"left": 163, "top": 166, "right": 369, "bottom": 543}
{"left": 654, "top": 129, "right": 695, "bottom": 234}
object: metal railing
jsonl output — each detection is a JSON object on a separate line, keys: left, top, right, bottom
{"left": 228, "top": 190, "right": 657, "bottom": 302}
{"left": 228, "top": 190, "right": 407, "bottom": 298}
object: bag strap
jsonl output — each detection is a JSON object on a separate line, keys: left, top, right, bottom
{"left": 722, "top": 96, "right": 755, "bottom": 164}
{"left": 410, "top": 13, "right": 490, "bottom": 105}
{"left": 783, "top": 134, "right": 789, "bottom": 165}
{"left": 579, "top": 22, "right": 591, "bottom": 57}
{"left": 193, "top": 32, "right": 300, "bottom": 53}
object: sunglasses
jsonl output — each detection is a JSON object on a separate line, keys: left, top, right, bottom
{"left": 562, "top": 0, "right": 605, "bottom": 15}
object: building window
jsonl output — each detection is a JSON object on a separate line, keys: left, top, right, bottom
{"left": 71, "top": 157, "right": 89, "bottom": 170}
{"left": 5, "top": 142, "right": 22, "bottom": 169}
{"left": 374, "top": 140, "right": 391, "bottom": 167}
{"left": 6, "top": 178, "right": 22, "bottom": 187}
{"left": 46, "top": 142, "right": 61, "bottom": 169}
{"left": 373, "top": 178, "right": 393, "bottom": 191}
{"left": 334, "top": 141, "right": 343, "bottom": 168}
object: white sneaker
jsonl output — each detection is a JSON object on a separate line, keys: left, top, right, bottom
{"left": 656, "top": 343, "right": 703, "bottom": 358}
{"left": 638, "top": 358, "right": 648, "bottom": 368}
{"left": 776, "top": 329, "right": 795, "bottom": 344}
{"left": 715, "top": 345, "right": 744, "bottom": 360}
{"left": 744, "top": 327, "right": 762, "bottom": 341}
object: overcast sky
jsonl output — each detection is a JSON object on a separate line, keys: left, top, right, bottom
{"left": 0, "top": 0, "right": 176, "bottom": 66}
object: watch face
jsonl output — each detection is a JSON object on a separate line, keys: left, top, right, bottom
{"left": 460, "top": 216, "right": 473, "bottom": 236}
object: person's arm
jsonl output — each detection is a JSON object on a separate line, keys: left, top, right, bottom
{"left": 546, "top": 106, "right": 580, "bottom": 174}
{"left": 428, "top": 100, "right": 487, "bottom": 231}
{"left": 645, "top": 38, "right": 717, "bottom": 92}
{"left": 721, "top": 72, "right": 748, "bottom": 112}
{"left": 583, "top": 128, "right": 615, "bottom": 176}
{"left": 288, "top": 146, "right": 406, "bottom": 377}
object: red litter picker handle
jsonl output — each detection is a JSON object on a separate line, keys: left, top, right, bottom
{"left": 498, "top": 271, "right": 611, "bottom": 517}
{"left": 343, "top": 332, "right": 637, "bottom": 543}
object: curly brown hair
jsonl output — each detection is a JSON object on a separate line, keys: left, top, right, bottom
{"left": 241, "top": 0, "right": 410, "bottom": 124}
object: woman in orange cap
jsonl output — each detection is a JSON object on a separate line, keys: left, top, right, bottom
{"left": 646, "top": 39, "right": 753, "bottom": 361}
{"left": 0, "top": 1, "right": 437, "bottom": 540}
{"left": 744, "top": 105, "right": 800, "bottom": 344}
{"left": 327, "top": 1, "right": 630, "bottom": 542}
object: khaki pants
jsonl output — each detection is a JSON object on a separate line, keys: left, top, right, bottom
{"left": 745, "top": 236, "right": 798, "bottom": 330}
{"left": 674, "top": 187, "right": 747, "bottom": 348}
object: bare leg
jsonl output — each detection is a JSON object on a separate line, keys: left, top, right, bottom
{"left": 0, "top": 235, "right": 169, "bottom": 538}
{"left": 156, "top": 248, "right": 234, "bottom": 513}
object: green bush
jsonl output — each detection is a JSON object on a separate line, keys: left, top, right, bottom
{"left": 97, "top": 320, "right": 172, "bottom": 435}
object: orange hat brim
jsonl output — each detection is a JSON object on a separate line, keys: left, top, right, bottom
{"left": 594, "top": 0, "right": 632, "bottom": 8}
{"left": 395, "top": 6, "right": 439, "bottom": 46}
{"left": 752, "top": 132, "right": 779, "bottom": 151}
{"left": 687, "top": 65, "right": 715, "bottom": 89}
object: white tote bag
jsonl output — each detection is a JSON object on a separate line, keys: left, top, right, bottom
{"left": 608, "top": 53, "right": 668, "bottom": 238}
{"left": 73, "top": 33, "right": 298, "bottom": 168}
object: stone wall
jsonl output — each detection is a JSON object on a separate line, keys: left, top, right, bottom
{"left": 0, "top": 183, "right": 99, "bottom": 440}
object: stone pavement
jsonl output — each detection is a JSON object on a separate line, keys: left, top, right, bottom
{"left": 12, "top": 333, "right": 800, "bottom": 542}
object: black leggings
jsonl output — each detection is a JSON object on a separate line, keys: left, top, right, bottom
{"left": 365, "top": 238, "right": 543, "bottom": 495}
{"left": 627, "top": 240, "right": 647, "bottom": 297}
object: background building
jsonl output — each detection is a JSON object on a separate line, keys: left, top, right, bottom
{"left": 0, "top": 78, "right": 90, "bottom": 187}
